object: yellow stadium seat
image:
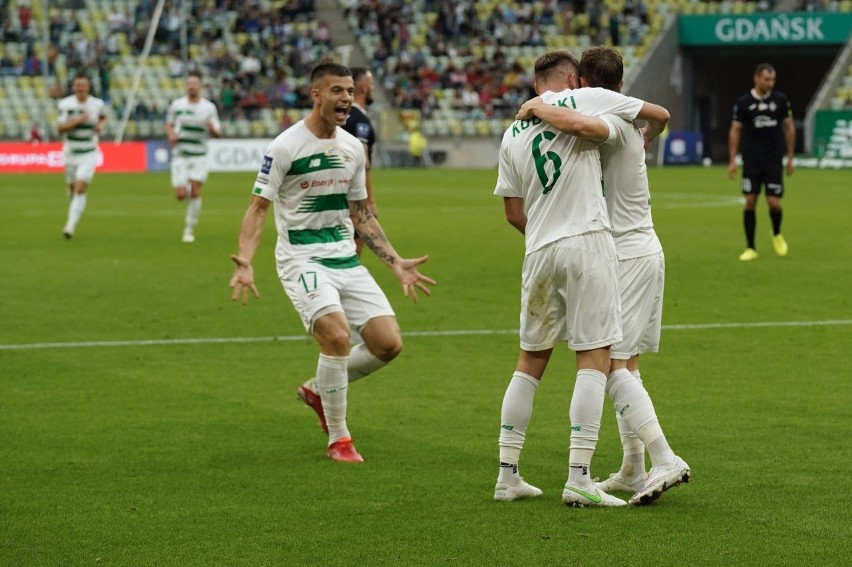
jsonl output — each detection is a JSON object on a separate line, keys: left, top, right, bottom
{"left": 476, "top": 120, "right": 491, "bottom": 136}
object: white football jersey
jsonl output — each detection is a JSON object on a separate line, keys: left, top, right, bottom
{"left": 252, "top": 121, "right": 367, "bottom": 268}
{"left": 494, "top": 87, "right": 644, "bottom": 255}
{"left": 599, "top": 115, "right": 662, "bottom": 259}
{"left": 166, "top": 96, "right": 221, "bottom": 157}
{"left": 57, "top": 95, "right": 106, "bottom": 156}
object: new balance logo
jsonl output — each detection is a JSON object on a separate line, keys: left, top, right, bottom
{"left": 309, "top": 158, "right": 321, "bottom": 168}
{"left": 618, "top": 404, "right": 630, "bottom": 416}
{"left": 501, "top": 424, "right": 514, "bottom": 431}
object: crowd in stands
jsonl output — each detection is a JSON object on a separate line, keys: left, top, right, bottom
{"left": 348, "top": 0, "right": 657, "bottom": 121}
{"left": 1, "top": 0, "right": 329, "bottom": 126}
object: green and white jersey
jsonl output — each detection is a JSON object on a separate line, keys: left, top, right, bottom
{"left": 494, "top": 87, "right": 643, "bottom": 255}
{"left": 57, "top": 94, "right": 106, "bottom": 156}
{"left": 599, "top": 114, "right": 662, "bottom": 260}
{"left": 253, "top": 120, "right": 367, "bottom": 269}
{"left": 166, "top": 96, "right": 220, "bottom": 157}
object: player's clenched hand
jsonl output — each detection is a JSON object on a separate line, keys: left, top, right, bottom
{"left": 516, "top": 97, "right": 543, "bottom": 121}
{"left": 230, "top": 255, "right": 259, "bottom": 305}
{"left": 394, "top": 255, "right": 436, "bottom": 304}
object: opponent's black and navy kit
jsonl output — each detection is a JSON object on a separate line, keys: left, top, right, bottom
{"left": 732, "top": 90, "right": 792, "bottom": 197}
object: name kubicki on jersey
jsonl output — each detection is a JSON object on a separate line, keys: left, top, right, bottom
{"left": 510, "top": 96, "right": 580, "bottom": 137}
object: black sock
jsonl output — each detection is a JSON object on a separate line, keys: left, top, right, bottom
{"left": 744, "top": 210, "right": 756, "bottom": 249}
{"left": 769, "top": 208, "right": 783, "bottom": 236}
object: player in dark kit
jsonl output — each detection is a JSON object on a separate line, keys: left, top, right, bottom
{"left": 728, "top": 63, "right": 795, "bottom": 262}
{"left": 343, "top": 67, "right": 377, "bottom": 257}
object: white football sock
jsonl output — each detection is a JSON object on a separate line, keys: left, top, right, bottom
{"left": 65, "top": 193, "right": 87, "bottom": 230}
{"left": 615, "top": 410, "right": 646, "bottom": 477}
{"left": 498, "top": 371, "right": 539, "bottom": 482}
{"left": 605, "top": 369, "right": 646, "bottom": 478}
{"left": 568, "top": 369, "right": 606, "bottom": 487}
{"left": 607, "top": 368, "right": 674, "bottom": 468}
{"left": 347, "top": 343, "right": 387, "bottom": 382}
{"left": 315, "top": 354, "right": 350, "bottom": 444}
{"left": 184, "top": 197, "right": 202, "bottom": 232}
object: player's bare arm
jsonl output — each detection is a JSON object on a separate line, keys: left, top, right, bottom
{"left": 636, "top": 102, "right": 669, "bottom": 142}
{"left": 165, "top": 122, "right": 178, "bottom": 145}
{"left": 503, "top": 197, "right": 526, "bottom": 234}
{"left": 784, "top": 116, "right": 795, "bottom": 176}
{"left": 728, "top": 120, "right": 743, "bottom": 179}
{"left": 208, "top": 120, "right": 223, "bottom": 138}
{"left": 516, "top": 97, "right": 610, "bottom": 142}
{"left": 349, "top": 198, "right": 435, "bottom": 303}
{"left": 229, "top": 195, "right": 271, "bottom": 304}
{"left": 94, "top": 115, "right": 107, "bottom": 134}
{"left": 359, "top": 142, "right": 378, "bottom": 217}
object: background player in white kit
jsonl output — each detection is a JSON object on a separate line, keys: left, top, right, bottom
{"left": 228, "top": 63, "right": 435, "bottom": 463}
{"left": 494, "top": 50, "right": 646, "bottom": 507}
{"left": 165, "top": 71, "right": 222, "bottom": 243}
{"left": 524, "top": 46, "right": 691, "bottom": 505}
{"left": 57, "top": 72, "right": 107, "bottom": 239}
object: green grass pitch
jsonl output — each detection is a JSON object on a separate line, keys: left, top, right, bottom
{"left": 1, "top": 166, "right": 850, "bottom": 565}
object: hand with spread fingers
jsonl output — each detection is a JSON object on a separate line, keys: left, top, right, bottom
{"left": 229, "top": 255, "right": 259, "bottom": 305}
{"left": 393, "top": 255, "right": 436, "bottom": 304}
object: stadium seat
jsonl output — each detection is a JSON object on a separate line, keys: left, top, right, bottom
{"left": 475, "top": 120, "right": 491, "bottom": 137}
{"left": 421, "top": 120, "right": 436, "bottom": 137}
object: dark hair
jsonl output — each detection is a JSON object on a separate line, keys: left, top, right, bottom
{"left": 533, "top": 50, "right": 579, "bottom": 84}
{"left": 310, "top": 62, "right": 352, "bottom": 84}
{"left": 350, "top": 66, "right": 371, "bottom": 82}
{"left": 579, "top": 46, "right": 623, "bottom": 92}
{"left": 754, "top": 63, "right": 775, "bottom": 76}
{"left": 187, "top": 70, "right": 202, "bottom": 80}
{"left": 72, "top": 71, "right": 90, "bottom": 83}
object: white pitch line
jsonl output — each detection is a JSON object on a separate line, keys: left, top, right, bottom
{"left": 1, "top": 320, "right": 850, "bottom": 351}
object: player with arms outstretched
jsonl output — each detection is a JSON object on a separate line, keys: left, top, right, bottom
{"left": 229, "top": 63, "right": 435, "bottom": 463}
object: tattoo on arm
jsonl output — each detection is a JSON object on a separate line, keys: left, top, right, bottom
{"left": 351, "top": 200, "right": 396, "bottom": 265}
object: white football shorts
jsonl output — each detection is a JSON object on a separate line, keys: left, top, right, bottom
{"left": 171, "top": 155, "right": 209, "bottom": 188}
{"left": 64, "top": 152, "right": 98, "bottom": 185}
{"left": 519, "top": 230, "right": 622, "bottom": 352}
{"left": 610, "top": 251, "right": 665, "bottom": 360}
{"left": 279, "top": 260, "right": 395, "bottom": 333}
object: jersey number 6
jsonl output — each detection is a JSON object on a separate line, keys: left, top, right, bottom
{"left": 532, "top": 130, "right": 562, "bottom": 194}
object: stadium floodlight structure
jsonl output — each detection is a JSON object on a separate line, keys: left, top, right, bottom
{"left": 114, "top": 0, "right": 167, "bottom": 144}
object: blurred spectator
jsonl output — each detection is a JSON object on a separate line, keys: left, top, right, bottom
{"left": 0, "top": 52, "right": 17, "bottom": 76}
{"left": 49, "top": 80, "right": 65, "bottom": 99}
{"left": 169, "top": 53, "right": 186, "bottom": 78}
{"left": 407, "top": 126, "right": 428, "bottom": 167}
{"left": 26, "top": 123, "right": 44, "bottom": 145}
{"left": 108, "top": 8, "right": 130, "bottom": 34}
{"left": 3, "top": 19, "right": 21, "bottom": 43}
{"left": 609, "top": 9, "right": 621, "bottom": 46}
{"left": 19, "top": 2, "right": 33, "bottom": 34}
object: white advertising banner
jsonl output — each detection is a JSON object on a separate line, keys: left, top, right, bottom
{"left": 207, "top": 139, "right": 270, "bottom": 172}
